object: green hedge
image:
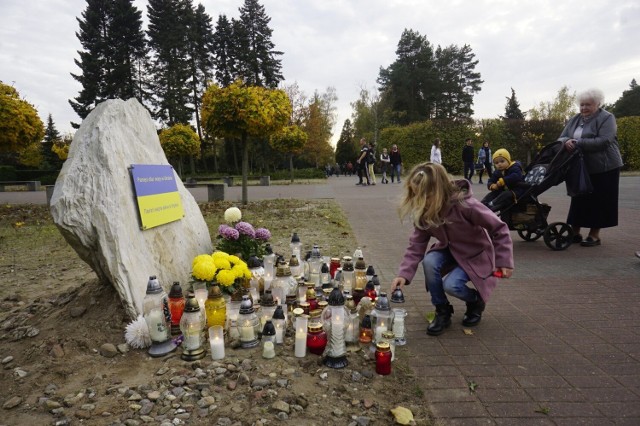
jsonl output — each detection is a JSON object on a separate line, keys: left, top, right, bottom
{"left": 618, "top": 116, "right": 640, "bottom": 170}
{"left": 0, "top": 166, "right": 16, "bottom": 181}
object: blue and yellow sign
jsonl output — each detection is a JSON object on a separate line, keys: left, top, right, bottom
{"left": 129, "top": 164, "right": 184, "bottom": 230}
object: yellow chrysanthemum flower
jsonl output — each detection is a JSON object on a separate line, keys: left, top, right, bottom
{"left": 228, "top": 255, "right": 242, "bottom": 265}
{"left": 212, "top": 251, "right": 230, "bottom": 261}
{"left": 213, "top": 256, "right": 231, "bottom": 270}
{"left": 231, "top": 265, "right": 246, "bottom": 279}
{"left": 216, "top": 269, "right": 236, "bottom": 287}
{"left": 192, "top": 254, "right": 212, "bottom": 268}
{"left": 192, "top": 256, "right": 216, "bottom": 281}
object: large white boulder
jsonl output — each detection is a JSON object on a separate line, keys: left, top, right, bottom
{"left": 50, "top": 98, "right": 212, "bottom": 319}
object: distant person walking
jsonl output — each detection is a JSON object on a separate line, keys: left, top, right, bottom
{"left": 430, "top": 138, "right": 442, "bottom": 164}
{"left": 462, "top": 138, "right": 475, "bottom": 182}
{"left": 477, "top": 141, "right": 492, "bottom": 184}
{"left": 380, "top": 148, "right": 391, "bottom": 184}
{"left": 356, "top": 138, "right": 371, "bottom": 186}
{"left": 389, "top": 144, "right": 402, "bottom": 183}
{"left": 367, "top": 143, "right": 377, "bottom": 185}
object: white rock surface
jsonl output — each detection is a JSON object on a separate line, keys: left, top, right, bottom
{"left": 50, "top": 98, "right": 212, "bottom": 318}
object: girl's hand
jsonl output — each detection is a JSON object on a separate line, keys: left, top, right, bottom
{"left": 489, "top": 184, "right": 498, "bottom": 191}
{"left": 390, "top": 277, "right": 406, "bottom": 293}
{"left": 494, "top": 267, "right": 513, "bottom": 278}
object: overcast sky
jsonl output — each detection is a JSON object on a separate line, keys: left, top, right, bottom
{"left": 1, "top": 0, "right": 639, "bottom": 144}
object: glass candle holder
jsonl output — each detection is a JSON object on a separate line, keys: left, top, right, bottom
{"left": 375, "top": 341, "right": 392, "bottom": 375}
{"left": 208, "top": 325, "right": 225, "bottom": 360}
{"left": 392, "top": 308, "right": 407, "bottom": 346}
{"left": 381, "top": 330, "right": 396, "bottom": 361}
{"left": 294, "top": 314, "right": 308, "bottom": 358}
{"left": 306, "top": 323, "right": 327, "bottom": 355}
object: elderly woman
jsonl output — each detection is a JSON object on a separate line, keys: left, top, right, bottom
{"left": 559, "top": 88, "right": 623, "bottom": 247}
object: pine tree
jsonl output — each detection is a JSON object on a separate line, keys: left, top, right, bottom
{"left": 235, "top": 0, "right": 283, "bottom": 88}
{"left": 42, "top": 114, "right": 64, "bottom": 169}
{"left": 610, "top": 79, "right": 640, "bottom": 118}
{"left": 212, "top": 14, "right": 237, "bottom": 87}
{"left": 502, "top": 88, "right": 525, "bottom": 119}
{"left": 146, "top": 0, "right": 194, "bottom": 125}
{"left": 70, "top": 0, "right": 147, "bottom": 127}
{"left": 335, "top": 119, "right": 357, "bottom": 165}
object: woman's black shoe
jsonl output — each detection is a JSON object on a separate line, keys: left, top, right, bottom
{"left": 580, "top": 237, "right": 601, "bottom": 247}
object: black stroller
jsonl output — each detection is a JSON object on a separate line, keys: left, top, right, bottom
{"left": 497, "top": 141, "right": 580, "bottom": 251}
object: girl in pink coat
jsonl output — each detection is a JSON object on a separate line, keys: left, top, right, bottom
{"left": 390, "top": 162, "right": 514, "bottom": 336}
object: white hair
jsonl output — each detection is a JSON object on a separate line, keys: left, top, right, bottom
{"left": 577, "top": 88, "right": 605, "bottom": 107}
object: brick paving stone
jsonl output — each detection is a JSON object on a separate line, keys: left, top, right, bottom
{"left": 484, "top": 402, "right": 545, "bottom": 417}
{"left": 513, "top": 375, "right": 570, "bottom": 388}
{"left": 544, "top": 401, "right": 605, "bottom": 417}
{"left": 525, "top": 387, "right": 587, "bottom": 402}
{"left": 430, "top": 401, "right": 491, "bottom": 418}
{"left": 476, "top": 387, "right": 532, "bottom": 403}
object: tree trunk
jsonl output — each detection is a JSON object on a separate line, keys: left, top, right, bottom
{"left": 289, "top": 153, "right": 294, "bottom": 183}
{"left": 242, "top": 133, "right": 249, "bottom": 206}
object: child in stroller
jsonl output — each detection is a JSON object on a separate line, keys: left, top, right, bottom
{"left": 481, "top": 149, "right": 526, "bottom": 213}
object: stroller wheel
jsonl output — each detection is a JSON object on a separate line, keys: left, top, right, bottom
{"left": 517, "top": 228, "right": 543, "bottom": 241}
{"left": 543, "top": 222, "right": 573, "bottom": 251}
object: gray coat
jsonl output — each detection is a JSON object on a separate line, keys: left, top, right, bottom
{"left": 557, "top": 109, "right": 623, "bottom": 174}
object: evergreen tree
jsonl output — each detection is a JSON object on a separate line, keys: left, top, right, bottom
{"left": 212, "top": 14, "right": 236, "bottom": 87}
{"left": 378, "top": 29, "right": 482, "bottom": 124}
{"left": 235, "top": 0, "right": 284, "bottom": 88}
{"left": 335, "top": 119, "right": 357, "bottom": 165}
{"left": 502, "top": 87, "right": 525, "bottom": 119}
{"left": 70, "top": 0, "right": 147, "bottom": 127}
{"left": 69, "top": 0, "right": 111, "bottom": 126}
{"left": 146, "top": 0, "right": 194, "bottom": 125}
{"left": 378, "top": 29, "right": 438, "bottom": 125}
{"left": 42, "top": 114, "right": 64, "bottom": 169}
{"left": 610, "top": 79, "right": 640, "bottom": 118}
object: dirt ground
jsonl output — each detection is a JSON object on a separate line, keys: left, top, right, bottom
{"left": 0, "top": 203, "right": 432, "bottom": 425}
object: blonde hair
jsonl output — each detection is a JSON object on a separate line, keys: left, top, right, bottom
{"left": 398, "top": 162, "right": 463, "bottom": 229}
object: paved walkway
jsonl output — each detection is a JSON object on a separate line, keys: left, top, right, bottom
{"left": 4, "top": 175, "right": 639, "bottom": 424}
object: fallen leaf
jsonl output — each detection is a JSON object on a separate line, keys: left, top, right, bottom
{"left": 463, "top": 328, "right": 474, "bottom": 335}
{"left": 468, "top": 380, "right": 478, "bottom": 392}
{"left": 424, "top": 311, "right": 435, "bottom": 323}
{"left": 535, "top": 406, "right": 550, "bottom": 415}
{"left": 390, "top": 406, "right": 415, "bottom": 425}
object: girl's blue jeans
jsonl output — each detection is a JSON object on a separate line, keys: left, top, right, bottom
{"left": 422, "top": 249, "right": 478, "bottom": 305}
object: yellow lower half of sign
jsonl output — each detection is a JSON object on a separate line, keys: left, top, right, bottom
{"left": 137, "top": 191, "right": 184, "bottom": 230}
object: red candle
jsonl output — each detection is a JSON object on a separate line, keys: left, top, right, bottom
{"left": 168, "top": 282, "right": 186, "bottom": 335}
{"left": 306, "top": 324, "right": 327, "bottom": 355}
{"left": 375, "top": 342, "right": 392, "bottom": 375}
{"left": 330, "top": 258, "right": 341, "bottom": 278}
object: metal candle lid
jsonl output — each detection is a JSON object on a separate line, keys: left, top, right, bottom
{"left": 183, "top": 293, "right": 200, "bottom": 312}
{"left": 168, "top": 281, "right": 183, "bottom": 298}
{"left": 375, "top": 292, "right": 390, "bottom": 310}
{"left": 239, "top": 295, "right": 254, "bottom": 314}
{"left": 376, "top": 341, "right": 391, "bottom": 352}
{"left": 146, "top": 276, "right": 162, "bottom": 294}
{"left": 327, "top": 287, "right": 345, "bottom": 306}
{"left": 391, "top": 287, "right": 405, "bottom": 303}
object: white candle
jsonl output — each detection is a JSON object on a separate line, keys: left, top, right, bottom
{"left": 240, "top": 325, "right": 254, "bottom": 342}
{"left": 329, "top": 312, "right": 345, "bottom": 356}
{"left": 345, "top": 322, "right": 355, "bottom": 342}
{"left": 375, "top": 324, "right": 387, "bottom": 342}
{"left": 393, "top": 317, "right": 405, "bottom": 339}
{"left": 209, "top": 336, "right": 225, "bottom": 359}
{"left": 184, "top": 324, "right": 201, "bottom": 350}
{"left": 262, "top": 341, "right": 276, "bottom": 359}
{"left": 146, "top": 308, "right": 167, "bottom": 342}
{"left": 294, "top": 331, "right": 307, "bottom": 357}
{"left": 274, "top": 322, "right": 284, "bottom": 344}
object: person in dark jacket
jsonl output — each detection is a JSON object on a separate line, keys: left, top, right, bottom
{"left": 481, "top": 149, "right": 525, "bottom": 212}
{"left": 462, "top": 138, "right": 475, "bottom": 181}
{"left": 559, "top": 88, "right": 623, "bottom": 247}
{"left": 389, "top": 144, "right": 402, "bottom": 183}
